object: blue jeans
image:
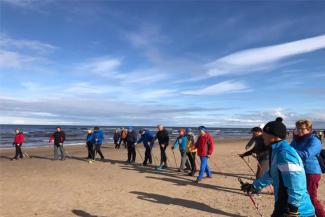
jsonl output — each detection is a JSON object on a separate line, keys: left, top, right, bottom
{"left": 197, "top": 156, "right": 212, "bottom": 180}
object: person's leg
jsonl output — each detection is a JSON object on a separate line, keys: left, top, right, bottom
{"left": 197, "top": 156, "right": 207, "bottom": 181}
{"left": 144, "top": 147, "right": 149, "bottom": 165}
{"left": 14, "top": 145, "right": 19, "bottom": 159}
{"left": 17, "top": 145, "right": 23, "bottom": 158}
{"left": 205, "top": 158, "right": 212, "bottom": 177}
{"left": 131, "top": 146, "right": 136, "bottom": 162}
{"left": 307, "top": 174, "right": 325, "bottom": 217}
{"left": 59, "top": 146, "right": 65, "bottom": 160}
{"left": 148, "top": 147, "right": 152, "bottom": 164}
{"left": 187, "top": 152, "right": 195, "bottom": 174}
{"left": 127, "top": 145, "right": 132, "bottom": 162}
{"left": 159, "top": 146, "right": 164, "bottom": 166}
{"left": 54, "top": 145, "right": 59, "bottom": 160}
{"left": 97, "top": 145, "right": 104, "bottom": 159}
{"left": 179, "top": 150, "right": 185, "bottom": 170}
{"left": 87, "top": 143, "right": 92, "bottom": 159}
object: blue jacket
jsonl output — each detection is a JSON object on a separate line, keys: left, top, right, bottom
{"left": 88, "top": 130, "right": 104, "bottom": 145}
{"left": 253, "top": 140, "right": 314, "bottom": 216}
{"left": 291, "top": 134, "right": 322, "bottom": 174}
{"left": 173, "top": 136, "right": 187, "bottom": 152}
{"left": 137, "top": 131, "right": 154, "bottom": 148}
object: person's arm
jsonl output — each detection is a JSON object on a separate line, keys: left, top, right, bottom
{"left": 62, "top": 132, "right": 66, "bottom": 143}
{"left": 276, "top": 151, "right": 307, "bottom": 214}
{"left": 207, "top": 134, "right": 214, "bottom": 156}
{"left": 245, "top": 137, "right": 255, "bottom": 150}
{"left": 252, "top": 169, "right": 273, "bottom": 190}
{"left": 294, "top": 137, "right": 322, "bottom": 161}
{"left": 172, "top": 138, "right": 179, "bottom": 149}
{"left": 240, "top": 147, "right": 255, "bottom": 157}
{"left": 49, "top": 134, "right": 54, "bottom": 143}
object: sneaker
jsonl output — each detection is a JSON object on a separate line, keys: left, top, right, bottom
{"left": 162, "top": 165, "right": 168, "bottom": 169}
{"left": 194, "top": 179, "right": 201, "bottom": 184}
{"left": 11, "top": 158, "right": 17, "bottom": 161}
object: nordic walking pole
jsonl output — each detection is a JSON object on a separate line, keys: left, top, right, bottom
{"left": 23, "top": 152, "right": 31, "bottom": 159}
{"left": 238, "top": 155, "right": 256, "bottom": 176}
{"left": 136, "top": 146, "right": 144, "bottom": 162}
{"left": 238, "top": 178, "right": 264, "bottom": 217}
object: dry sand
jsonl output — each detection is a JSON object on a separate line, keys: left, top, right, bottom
{"left": 0, "top": 139, "right": 324, "bottom": 217}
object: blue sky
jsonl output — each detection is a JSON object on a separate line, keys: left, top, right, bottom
{"left": 0, "top": 0, "right": 325, "bottom": 128}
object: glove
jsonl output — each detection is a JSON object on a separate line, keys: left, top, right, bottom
{"left": 240, "top": 182, "right": 257, "bottom": 194}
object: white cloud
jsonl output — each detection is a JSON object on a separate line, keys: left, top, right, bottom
{"left": 207, "top": 34, "right": 325, "bottom": 76}
{"left": 0, "top": 35, "right": 58, "bottom": 54}
{"left": 182, "top": 80, "right": 249, "bottom": 95}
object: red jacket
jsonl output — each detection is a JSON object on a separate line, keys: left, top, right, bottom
{"left": 196, "top": 133, "right": 214, "bottom": 157}
{"left": 13, "top": 133, "right": 25, "bottom": 145}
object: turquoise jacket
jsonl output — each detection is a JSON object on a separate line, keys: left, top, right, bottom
{"left": 253, "top": 140, "right": 314, "bottom": 216}
{"left": 173, "top": 135, "right": 187, "bottom": 152}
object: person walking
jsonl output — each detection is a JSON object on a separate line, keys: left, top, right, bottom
{"left": 11, "top": 129, "right": 25, "bottom": 160}
{"left": 49, "top": 127, "right": 66, "bottom": 160}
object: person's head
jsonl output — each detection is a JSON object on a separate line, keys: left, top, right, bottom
{"left": 15, "top": 129, "right": 20, "bottom": 134}
{"left": 139, "top": 129, "right": 145, "bottom": 135}
{"left": 295, "top": 120, "right": 312, "bottom": 136}
{"left": 251, "top": 127, "right": 263, "bottom": 137}
{"left": 157, "top": 124, "right": 164, "bottom": 131}
{"left": 56, "top": 127, "right": 61, "bottom": 132}
{"left": 198, "top": 126, "right": 207, "bottom": 135}
{"left": 178, "top": 128, "right": 185, "bottom": 136}
{"left": 94, "top": 126, "right": 99, "bottom": 131}
{"left": 185, "top": 128, "right": 193, "bottom": 135}
{"left": 262, "top": 120, "right": 287, "bottom": 146}
{"left": 87, "top": 129, "right": 92, "bottom": 134}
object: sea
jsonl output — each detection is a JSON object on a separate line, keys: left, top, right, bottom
{"left": 0, "top": 125, "right": 252, "bottom": 148}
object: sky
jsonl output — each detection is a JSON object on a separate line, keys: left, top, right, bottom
{"left": 0, "top": 0, "right": 325, "bottom": 128}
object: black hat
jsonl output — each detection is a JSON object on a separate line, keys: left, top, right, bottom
{"left": 263, "top": 120, "right": 287, "bottom": 139}
{"left": 94, "top": 126, "right": 99, "bottom": 130}
{"left": 275, "top": 117, "right": 283, "bottom": 123}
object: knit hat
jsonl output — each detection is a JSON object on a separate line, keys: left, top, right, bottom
{"left": 263, "top": 120, "right": 287, "bottom": 139}
{"left": 94, "top": 126, "right": 99, "bottom": 131}
{"left": 198, "top": 126, "right": 207, "bottom": 132}
{"left": 185, "top": 128, "right": 192, "bottom": 133}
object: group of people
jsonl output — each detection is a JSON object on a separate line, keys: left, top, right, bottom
{"left": 239, "top": 118, "right": 325, "bottom": 217}
{"left": 9, "top": 118, "right": 325, "bottom": 217}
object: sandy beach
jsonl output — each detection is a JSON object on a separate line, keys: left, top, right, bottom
{"left": 0, "top": 139, "right": 324, "bottom": 217}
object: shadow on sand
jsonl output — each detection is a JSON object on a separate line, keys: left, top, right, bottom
{"left": 130, "top": 191, "right": 245, "bottom": 217}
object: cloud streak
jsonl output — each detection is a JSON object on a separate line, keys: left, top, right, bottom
{"left": 182, "top": 80, "right": 249, "bottom": 95}
{"left": 207, "top": 34, "right": 325, "bottom": 76}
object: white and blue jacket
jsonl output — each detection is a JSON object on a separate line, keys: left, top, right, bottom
{"left": 253, "top": 140, "right": 315, "bottom": 216}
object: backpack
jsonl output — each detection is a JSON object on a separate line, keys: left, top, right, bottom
{"left": 318, "top": 149, "right": 325, "bottom": 173}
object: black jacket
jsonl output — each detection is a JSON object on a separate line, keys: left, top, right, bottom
{"left": 155, "top": 129, "right": 169, "bottom": 146}
{"left": 126, "top": 131, "right": 137, "bottom": 145}
{"left": 51, "top": 131, "right": 66, "bottom": 145}
{"left": 242, "top": 135, "right": 269, "bottom": 160}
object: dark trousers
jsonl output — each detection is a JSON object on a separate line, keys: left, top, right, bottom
{"left": 187, "top": 152, "right": 197, "bottom": 174}
{"left": 94, "top": 144, "right": 104, "bottom": 160}
{"left": 14, "top": 144, "right": 23, "bottom": 159}
{"left": 307, "top": 174, "right": 325, "bottom": 217}
{"left": 160, "top": 145, "right": 168, "bottom": 166}
{"left": 114, "top": 140, "right": 120, "bottom": 149}
{"left": 143, "top": 147, "right": 152, "bottom": 165}
{"left": 86, "top": 142, "right": 93, "bottom": 159}
{"left": 127, "top": 144, "right": 136, "bottom": 162}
